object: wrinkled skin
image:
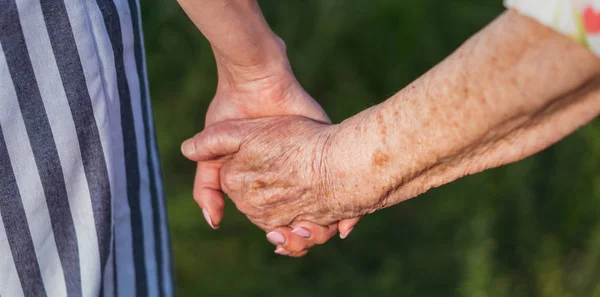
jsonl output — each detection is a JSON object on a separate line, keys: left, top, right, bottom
{"left": 185, "top": 116, "right": 362, "bottom": 231}
{"left": 177, "top": 0, "right": 357, "bottom": 256}
{"left": 194, "top": 51, "right": 359, "bottom": 256}
{"left": 218, "top": 117, "right": 339, "bottom": 230}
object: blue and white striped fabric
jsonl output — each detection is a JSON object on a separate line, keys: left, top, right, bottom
{"left": 0, "top": 0, "right": 173, "bottom": 296}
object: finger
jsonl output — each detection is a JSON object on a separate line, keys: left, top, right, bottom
{"left": 274, "top": 247, "right": 308, "bottom": 258}
{"left": 267, "top": 223, "right": 336, "bottom": 253}
{"left": 288, "top": 249, "right": 309, "bottom": 258}
{"left": 292, "top": 221, "right": 338, "bottom": 245}
{"left": 181, "top": 120, "right": 247, "bottom": 162}
{"left": 338, "top": 217, "right": 361, "bottom": 239}
{"left": 267, "top": 227, "right": 306, "bottom": 253}
{"left": 267, "top": 226, "right": 312, "bottom": 253}
{"left": 193, "top": 161, "right": 226, "bottom": 229}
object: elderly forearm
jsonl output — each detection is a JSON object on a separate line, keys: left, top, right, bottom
{"left": 326, "top": 10, "right": 600, "bottom": 217}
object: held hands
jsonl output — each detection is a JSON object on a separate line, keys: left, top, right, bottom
{"left": 178, "top": 0, "right": 358, "bottom": 256}
{"left": 178, "top": 0, "right": 600, "bottom": 257}
{"left": 184, "top": 117, "right": 344, "bottom": 229}
{"left": 184, "top": 21, "right": 358, "bottom": 257}
{"left": 182, "top": 116, "right": 367, "bottom": 256}
{"left": 194, "top": 65, "right": 360, "bottom": 256}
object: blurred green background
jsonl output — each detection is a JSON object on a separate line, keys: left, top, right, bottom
{"left": 141, "top": 0, "right": 600, "bottom": 296}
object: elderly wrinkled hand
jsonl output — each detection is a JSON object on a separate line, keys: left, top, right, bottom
{"left": 181, "top": 116, "right": 355, "bottom": 232}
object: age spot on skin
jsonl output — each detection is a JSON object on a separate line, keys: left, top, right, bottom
{"left": 376, "top": 113, "right": 387, "bottom": 142}
{"left": 248, "top": 180, "right": 267, "bottom": 191}
{"left": 372, "top": 149, "right": 390, "bottom": 167}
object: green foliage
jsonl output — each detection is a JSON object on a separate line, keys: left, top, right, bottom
{"left": 141, "top": 0, "right": 600, "bottom": 296}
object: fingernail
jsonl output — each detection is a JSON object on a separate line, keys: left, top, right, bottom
{"left": 340, "top": 227, "right": 354, "bottom": 239}
{"left": 202, "top": 208, "right": 217, "bottom": 229}
{"left": 292, "top": 227, "right": 311, "bottom": 238}
{"left": 274, "top": 247, "right": 291, "bottom": 256}
{"left": 266, "top": 231, "right": 286, "bottom": 245}
{"left": 181, "top": 139, "right": 195, "bottom": 157}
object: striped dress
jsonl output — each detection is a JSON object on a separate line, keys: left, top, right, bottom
{"left": 0, "top": 0, "right": 173, "bottom": 296}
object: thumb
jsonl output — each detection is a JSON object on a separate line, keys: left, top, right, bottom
{"left": 181, "top": 120, "right": 248, "bottom": 162}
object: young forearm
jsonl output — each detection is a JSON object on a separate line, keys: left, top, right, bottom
{"left": 326, "top": 10, "right": 600, "bottom": 218}
{"left": 178, "top": 0, "right": 281, "bottom": 63}
{"left": 177, "top": 0, "right": 290, "bottom": 87}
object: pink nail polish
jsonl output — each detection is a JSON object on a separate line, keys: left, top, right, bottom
{"left": 292, "top": 227, "right": 311, "bottom": 238}
{"left": 274, "top": 247, "right": 291, "bottom": 255}
{"left": 340, "top": 227, "right": 354, "bottom": 239}
{"left": 202, "top": 208, "right": 217, "bottom": 229}
{"left": 266, "top": 231, "right": 286, "bottom": 245}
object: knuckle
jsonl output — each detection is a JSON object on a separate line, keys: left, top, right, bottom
{"left": 202, "top": 131, "right": 219, "bottom": 156}
{"left": 221, "top": 172, "right": 239, "bottom": 193}
{"left": 199, "top": 126, "right": 228, "bottom": 158}
{"left": 221, "top": 164, "right": 245, "bottom": 194}
{"left": 247, "top": 214, "right": 270, "bottom": 231}
{"left": 257, "top": 222, "right": 272, "bottom": 232}
{"left": 244, "top": 192, "right": 271, "bottom": 210}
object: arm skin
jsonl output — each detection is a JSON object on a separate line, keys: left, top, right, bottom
{"left": 177, "top": 0, "right": 283, "bottom": 77}
{"left": 177, "top": 0, "right": 359, "bottom": 257}
{"left": 181, "top": 10, "right": 600, "bottom": 251}
{"left": 324, "top": 9, "right": 600, "bottom": 218}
